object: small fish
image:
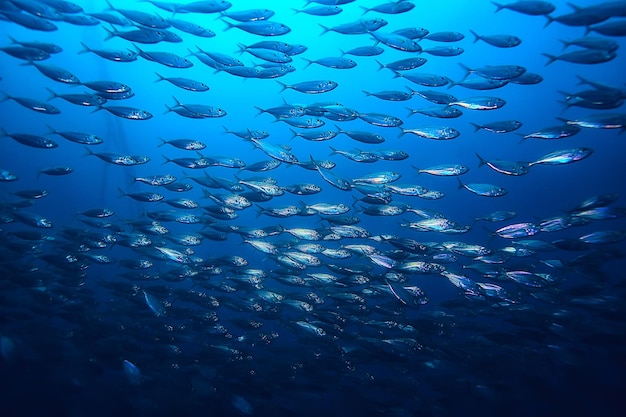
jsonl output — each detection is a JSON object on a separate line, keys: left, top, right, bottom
{"left": 278, "top": 80, "right": 338, "bottom": 94}
{"left": 400, "top": 126, "right": 459, "bottom": 140}
{"left": 528, "top": 147, "right": 593, "bottom": 166}
{"left": 457, "top": 178, "right": 507, "bottom": 197}
{"left": 470, "top": 30, "right": 521, "bottom": 48}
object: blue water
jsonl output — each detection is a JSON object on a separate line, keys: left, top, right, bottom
{"left": 1, "top": 1, "right": 626, "bottom": 416}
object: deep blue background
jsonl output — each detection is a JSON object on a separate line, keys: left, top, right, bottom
{"left": 1, "top": 1, "right": 626, "bottom": 416}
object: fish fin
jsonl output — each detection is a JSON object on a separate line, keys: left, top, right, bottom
{"left": 457, "top": 63, "right": 471, "bottom": 81}
{"left": 276, "top": 80, "right": 288, "bottom": 93}
{"left": 83, "top": 146, "right": 94, "bottom": 157}
{"left": 566, "top": 2, "right": 582, "bottom": 11}
{"left": 45, "top": 87, "right": 57, "bottom": 102}
{"left": 102, "top": 25, "right": 116, "bottom": 41}
{"left": 469, "top": 30, "right": 480, "bottom": 43}
{"left": 491, "top": 2, "right": 503, "bottom": 12}
{"left": 171, "top": 96, "right": 182, "bottom": 107}
{"left": 222, "top": 20, "right": 235, "bottom": 32}
{"left": 475, "top": 153, "right": 487, "bottom": 168}
{"left": 544, "top": 15, "right": 555, "bottom": 28}
{"left": 105, "top": 0, "right": 115, "bottom": 11}
{"left": 541, "top": 53, "right": 556, "bottom": 66}
{"left": 456, "top": 177, "right": 465, "bottom": 190}
{"left": 575, "top": 74, "right": 589, "bottom": 86}
{"left": 235, "top": 42, "right": 246, "bottom": 56}
{"left": 78, "top": 42, "right": 91, "bottom": 54}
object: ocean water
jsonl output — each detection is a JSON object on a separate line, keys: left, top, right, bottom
{"left": 1, "top": 1, "right": 626, "bottom": 416}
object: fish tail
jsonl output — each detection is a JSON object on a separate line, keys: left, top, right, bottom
{"left": 475, "top": 153, "right": 487, "bottom": 168}
{"left": 117, "top": 187, "right": 126, "bottom": 199}
{"left": 328, "top": 146, "right": 338, "bottom": 155}
{"left": 515, "top": 133, "right": 528, "bottom": 144}
{"left": 105, "top": 0, "right": 115, "bottom": 11}
{"left": 163, "top": 104, "right": 173, "bottom": 115}
{"left": 456, "top": 177, "right": 464, "bottom": 190}
{"left": 90, "top": 105, "right": 104, "bottom": 114}
{"left": 359, "top": 6, "right": 369, "bottom": 15}
{"left": 391, "top": 71, "right": 402, "bottom": 79}
{"left": 154, "top": 72, "right": 165, "bottom": 82}
{"left": 491, "top": 2, "right": 503, "bottom": 12}
{"left": 8, "top": 36, "right": 17, "bottom": 44}
{"left": 291, "top": 8, "right": 301, "bottom": 15}
{"left": 82, "top": 146, "right": 94, "bottom": 157}
{"left": 469, "top": 30, "right": 480, "bottom": 43}
{"left": 470, "top": 122, "right": 481, "bottom": 132}
{"left": 235, "top": 43, "right": 246, "bottom": 56}
{"left": 338, "top": 48, "right": 345, "bottom": 56}
{"left": 405, "top": 107, "right": 416, "bottom": 118}
{"left": 319, "top": 24, "right": 330, "bottom": 36}
{"left": 544, "top": 15, "right": 555, "bottom": 28}
{"left": 446, "top": 80, "right": 457, "bottom": 89}
{"left": 398, "top": 129, "right": 407, "bottom": 138}
{"left": 103, "top": 25, "right": 115, "bottom": 41}
{"left": 0, "top": 126, "right": 6, "bottom": 137}
{"left": 162, "top": 155, "right": 172, "bottom": 165}
{"left": 45, "top": 87, "right": 57, "bottom": 101}
{"left": 289, "top": 128, "right": 299, "bottom": 139}
{"left": 46, "top": 124, "right": 56, "bottom": 135}
{"left": 584, "top": 26, "right": 592, "bottom": 36}
{"left": 171, "top": 96, "right": 182, "bottom": 107}
{"left": 254, "top": 205, "right": 264, "bottom": 219}
{"left": 375, "top": 60, "right": 385, "bottom": 72}
{"left": 301, "top": 57, "right": 313, "bottom": 69}
{"left": 253, "top": 106, "right": 265, "bottom": 117}
{"left": 0, "top": 91, "right": 9, "bottom": 103}
{"left": 362, "top": 90, "right": 371, "bottom": 96}
{"left": 276, "top": 81, "right": 288, "bottom": 93}
{"left": 223, "top": 20, "right": 235, "bottom": 32}
{"left": 575, "top": 75, "right": 589, "bottom": 86}
{"left": 157, "top": 137, "right": 167, "bottom": 147}
{"left": 541, "top": 53, "right": 556, "bottom": 66}
{"left": 457, "top": 62, "right": 471, "bottom": 81}
{"left": 78, "top": 42, "right": 91, "bottom": 55}
{"left": 558, "top": 39, "right": 570, "bottom": 51}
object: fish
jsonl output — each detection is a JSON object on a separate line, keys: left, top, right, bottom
{"left": 457, "top": 178, "right": 508, "bottom": 197}
{"left": 528, "top": 147, "right": 594, "bottom": 166}
{"left": 1, "top": 2, "right": 625, "bottom": 414}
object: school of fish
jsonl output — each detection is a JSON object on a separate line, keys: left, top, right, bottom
{"left": 1, "top": 0, "right": 626, "bottom": 415}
